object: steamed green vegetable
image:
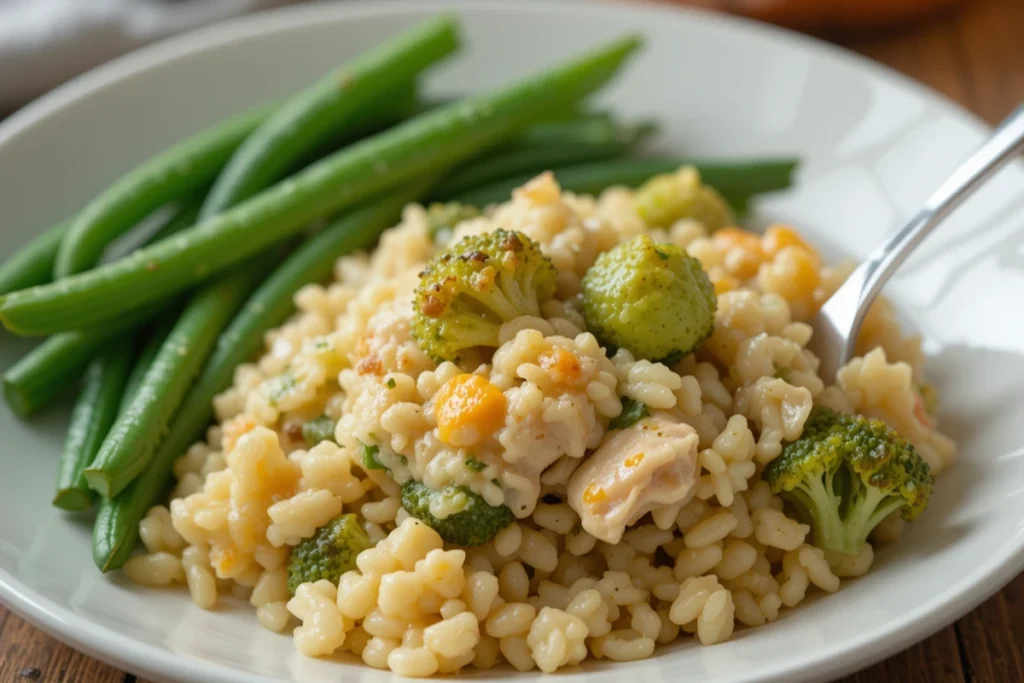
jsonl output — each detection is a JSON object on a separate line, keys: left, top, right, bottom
{"left": 119, "top": 317, "right": 177, "bottom": 412}
{"left": 1, "top": 198, "right": 201, "bottom": 417}
{"left": 287, "top": 513, "right": 374, "bottom": 593}
{"left": 79, "top": 21, "right": 457, "bottom": 498}
{"left": 581, "top": 234, "right": 716, "bottom": 361}
{"left": 2, "top": 315, "right": 149, "bottom": 418}
{"left": 0, "top": 220, "right": 68, "bottom": 295}
{"left": 52, "top": 341, "right": 135, "bottom": 511}
{"left": 199, "top": 16, "right": 458, "bottom": 218}
{"left": 92, "top": 190, "right": 422, "bottom": 572}
{"left": 49, "top": 194, "right": 194, "bottom": 498}
{"left": 401, "top": 479, "right": 513, "bottom": 546}
{"left": 514, "top": 112, "right": 619, "bottom": 146}
{"left": 84, "top": 22, "right": 456, "bottom": 500}
{"left": 84, "top": 253, "right": 280, "bottom": 498}
{"left": 118, "top": 203, "right": 203, "bottom": 407}
{"left": 634, "top": 164, "right": 733, "bottom": 231}
{"left": 412, "top": 229, "right": 557, "bottom": 361}
{"left": 764, "top": 406, "right": 933, "bottom": 557}
{"left": 432, "top": 120, "right": 656, "bottom": 198}
{"left": 449, "top": 157, "right": 799, "bottom": 209}
{"left": 1, "top": 35, "right": 642, "bottom": 336}
{"left": 54, "top": 103, "right": 277, "bottom": 278}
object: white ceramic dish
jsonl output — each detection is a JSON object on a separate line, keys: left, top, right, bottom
{"left": 2, "top": 2, "right": 1024, "bottom": 682}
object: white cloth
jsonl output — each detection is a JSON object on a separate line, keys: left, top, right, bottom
{"left": 0, "top": 0, "right": 300, "bottom": 108}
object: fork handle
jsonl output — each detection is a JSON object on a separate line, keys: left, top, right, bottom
{"left": 850, "top": 103, "right": 1024, "bottom": 320}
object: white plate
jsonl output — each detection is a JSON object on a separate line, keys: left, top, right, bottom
{"left": 2, "top": 1, "right": 1023, "bottom": 682}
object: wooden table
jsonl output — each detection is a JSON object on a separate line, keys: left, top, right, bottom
{"left": 2, "top": 0, "right": 1024, "bottom": 680}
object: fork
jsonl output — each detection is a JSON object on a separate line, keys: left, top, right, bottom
{"left": 808, "top": 104, "right": 1024, "bottom": 382}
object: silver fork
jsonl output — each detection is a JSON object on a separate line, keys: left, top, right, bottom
{"left": 808, "top": 104, "right": 1024, "bottom": 383}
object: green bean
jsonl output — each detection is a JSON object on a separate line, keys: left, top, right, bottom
{"left": 138, "top": 194, "right": 205, "bottom": 250}
{"left": 0, "top": 220, "right": 69, "bottom": 295}
{"left": 279, "top": 82, "right": 419, "bottom": 174}
{"left": 0, "top": 35, "right": 642, "bottom": 337}
{"left": 662, "top": 159, "right": 798, "bottom": 201}
{"left": 433, "top": 120, "right": 656, "bottom": 198}
{"left": 93, "top": 188, "right": 425, "bottom": 571}
{"left": 0, "top": 103, "right": 587, "bottom": 298}
{"left": 512, "top": 113, "right": 618, "bottom": 147}
{"left": 54, "top": 103, "right": 278, "bottom": 278}
{"left": 413, "top": 96, "right": 588, "bottom": 123}
{"left": 113, "top": 200, "right": 203, "bottom": 410}
{"left": 53, "top": 340, "right": 135, "bottom": 511}
{"left": 720, "top": 192, "right": 753, "bottom": 217}
{"left": 82, "top": 17, "right": 449, "bottom": 499}
{"left": 80, "top": 44, "right": 427, "bottom": 494}
{"left": 449, "top": 157, "right": 800, "bottom": 208}
{"left": 84, "top": 27, "right": 439, "bottom": 493}
{"left": 2, "top": 314, "right": 148, "bottom": 418}
{"left": 417, "top": 104, "right": 611, "bottom": 147}
{"left": 1, "top": 199, "right": 201, "bottom": 417}
{"left": 529, "top": 104, "right": 595, "bottom": 124}
{"left": 84, "top": 252, "right": 280, "bottom": 499}
{"left": 119, "top": 317, "right": 176, "bottom": 412}
{"left": 0, "top": 75, "right": 408, "bottom": 293}
{"left": 200, "top": 17, "right": 458, "bottom": 219}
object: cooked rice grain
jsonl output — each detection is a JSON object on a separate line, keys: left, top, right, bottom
{"left": 125, "top": 174, "right": 956, "bottom": 676}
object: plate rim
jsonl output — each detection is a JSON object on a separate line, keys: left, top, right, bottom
{"left": 0, "top": 1, "right": 1019, "bottom": 682}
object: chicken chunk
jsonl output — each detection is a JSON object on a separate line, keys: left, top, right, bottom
{"left": 567, "top": 412, "right": 699, "bottom": 544}
{"left": 498, "top": 389, "right": 601, "bottom": 518}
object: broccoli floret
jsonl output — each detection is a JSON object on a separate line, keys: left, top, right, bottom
{"left": 464, "top": 456, "right": 487, "bottom": 472}
{"left": 763, "top": 406, "right": 934, "bottom": 557}
{"left": 581, "top": 234, "right": 716, "bottom": 361}
{"left": 412, "top": 229, "right": 557, "bottom": 362}
{"left": 426, "top": 202, "right": 481, "bottom": 244}
{"left": 609, "top": 397, "right": 649, "bottom": 430}
{"left": 401, "top": 480, "right": 513, "bottom": 547}
{"left": 634, "top": 165, "right": 733, "bottom": 231}
{"left": 301, "top": 415, "right": 336, "bottom": 445}
{"left": 287, "top": 513, "right": 373, "bottom": 593}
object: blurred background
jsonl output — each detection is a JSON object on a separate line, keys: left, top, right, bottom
{"left": 0, "top": 0, "right": 989, "bottom": 116}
